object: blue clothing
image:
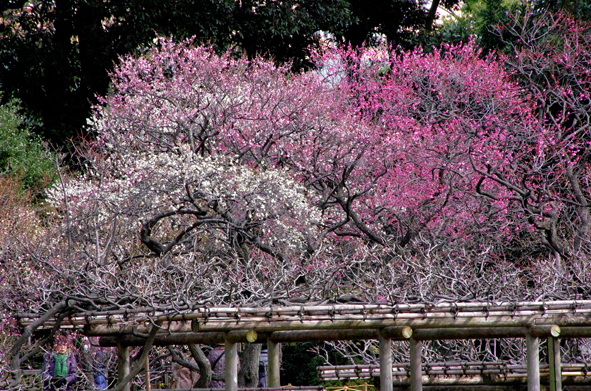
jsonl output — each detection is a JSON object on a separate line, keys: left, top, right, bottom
{"left": 94, "top": 374, "right": 107, "bottom": 389}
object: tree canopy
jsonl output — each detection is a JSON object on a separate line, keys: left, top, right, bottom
{"left": 2, "top": 8, "right": 591, "bottom": 389}
{"left": 0, "top": 0, "right": 442, "bottom": 146}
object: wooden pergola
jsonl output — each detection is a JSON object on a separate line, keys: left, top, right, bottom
{"left": 19, "top": 300, "right": 591, "bottom": 391}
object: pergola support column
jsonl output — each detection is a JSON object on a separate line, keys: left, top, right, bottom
{"left": 117, "top": 344, "right": 131, "bottom": 391}
{"left": 268, "top": 339, "right": 281, "bottom": 387}
{"left": 527, "top": 334, "right": 540, "bottom": 391}
{"left": 549, "top": 336, "right": 562, "bottom": 391}
{"left": 225, "top": 339, "right": 238, "bottom": 391}
{"left": 378, "top": 333, "right": 392, "bottom": 391}
{"left": 145, "top": 356, "right": 151, "bottom": 391}
{"left": 409, "top": 338, "right": 422, "bottom": 391}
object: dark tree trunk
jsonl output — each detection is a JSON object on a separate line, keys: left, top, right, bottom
{"left": 190, "top": 344, "right": 213, "bottom": 388}
{"left": 238, "top": 344, "right": 261, "bottom": 387}
{"left": 425, "top": 0, "right": 441, "bottom": 31}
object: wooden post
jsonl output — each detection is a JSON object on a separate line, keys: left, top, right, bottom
{"left": 378, "top": 333, "right": 392, "bottom": 391}
{"left": 548, "top": 336, "right": 562, "bottom": 391}
{"left": 225, "top": 339, "right": 238, "bottom": 391}
{"left": 526, "top": 334, "right": 540, "bottom": 391}
{"left": 145, "top": 356, "right": 151, "bottom": 391}
{"left": 268, "top": 339, "right": 281, "bottom": 388}
{"left": 409, "top": 338, "right": 422, "bottom": 391}
{"left": 117, "top": 344, "right": 131, "bottom": 391}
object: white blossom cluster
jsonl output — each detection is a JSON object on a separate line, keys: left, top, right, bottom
{"left": 46, "top": 145, "right": 322, "bottom": 261}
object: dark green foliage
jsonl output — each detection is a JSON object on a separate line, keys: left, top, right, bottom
{"left": 424, "top": 0, "right": 530, "bottom": 53}
{"left": 535, "top": 0, "right": 591, "bottom": 20}
{"left": 0, "top": 0, "right": 440, "bottom": 147}
{"left": 0, "top": 98, "right": 56, "bottom": 197}
{"left": 0, "top": 0, "right": 353, "bottom": 146}
{"left": 280, "top": 343, "right": 329, "bottom": 386}
{"left": 339, "top": 0, "right": 430, "bottom": 49}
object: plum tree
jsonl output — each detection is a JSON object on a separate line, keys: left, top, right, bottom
{"left": 3, "top": 28, "right": 591, "bottom": 387}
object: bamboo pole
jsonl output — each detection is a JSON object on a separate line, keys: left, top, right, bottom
{"left": 526, "top": 334, "right": 540, "bottom": 391}
{"left": 318, "top": 362, "right": 591, "bottom": 381}
{"left": 409, "top": 338, "right": 422, "bottom": 391}
{"left": 31, "top": 310, "right": 591, "bottom": 333}
{"left": 26, "top": 301, "right": 591, "bottom": 329}
{"left": 225, "top": 340, "right": 238, "bottom": 391}
{"left": 18, "top": 299, "right": 591, "bottom": 322}
{"left": 379, "top": 334, "right": 392, "bottom": 391}
{"left": 102, "top": 329, "right": 379, "bottom": 345}
{"left": 268, "top": 340, "right": 281, "bottom": 388}
{"left": 548, "top": 336, "right": 562, "bottom": 391}
{"left": 117, "top": 344, "right": 131, "bottom": 391}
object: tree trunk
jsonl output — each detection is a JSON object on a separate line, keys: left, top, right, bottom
{"left": 238, "top": 344, "right": 261, "bottom": 387}
{"left": 189, "top": 344, "right": 213, "bottom": 388}
{"left": 425, "top": 0, "right": 441, "bottom": 31}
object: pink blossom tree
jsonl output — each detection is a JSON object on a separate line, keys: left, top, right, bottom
{"left": 492, "top": 9, "right": 591, "bottom": 263}
{"left": 3, "top": 28, "right": 591, "bottom": 387}
{"left": 312, "top": 40, "right": 540, "bottom": 257}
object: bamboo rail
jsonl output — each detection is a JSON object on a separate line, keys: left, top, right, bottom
{"left": 17, "top": 300, "right": 591, "bottom": 331}
{"left": 317, "top": 363, "right": 591, "bottom": 380}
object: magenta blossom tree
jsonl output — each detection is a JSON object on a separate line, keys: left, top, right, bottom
{"left": 4, "top": 30, "right": 591, "bottom": 387}
{"left": 312, "top": 40, "right": 541, "bottom": 256}
{"left": 493, "top": 9, "right": 591, "bottom": 263}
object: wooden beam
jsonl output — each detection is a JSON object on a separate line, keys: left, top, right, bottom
{"left": 98, "top": 325, "right": 560, "bottom": 346}
{"left": 189, "top": 316, "right": 541, "bottom": 333}
{"left": 412, "top": 325, "right": 560, "bottom": 340}
{"left": 225, "top": 330, "right": 258, "bottom": 343}
{"left": 409, "top": 338, "right": 422, "bottom": 391}
{"left": 530, "top": 325, "right": 560, "bottom": 338}
{"left": 556, "top": 327, "right": 591, "bottom": 338}
{"left": 225, "top": 340, "right": 238, "bottom": 391}
{"left": 548, "top": 336, "right": 562, "bottom": 391}
{"left": 268, "top": 329, "right": 379, "bottom": 342}
{"left": 117, "top": 344, "right": 131, "bottom": 391}
{"left": 526, "top": 334, "right": 540, "bottom": 391}
{"left": 100, "top": 332, "right": 227, "bottom": 346}
{"left": 268, "top": 340, "right": 281, "bottom": 388}
{"left": 86, "top": 315, "right": 583, "bottom": 336}
{"left": 380, "top": 326, "right": 412, "bottom": 339}
{"left": 379, "top": 334, "right": 392, "bottom": 391}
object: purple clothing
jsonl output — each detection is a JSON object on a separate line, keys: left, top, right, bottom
{"left": 207, "top": 347, "right": 240, "bottom": 388}
{"left": 42, "top": 352, "right": 78, "bottom": 391}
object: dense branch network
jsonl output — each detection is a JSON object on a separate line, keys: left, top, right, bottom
{"left": 2, "top": 14, "right": 591, "bottom": 385}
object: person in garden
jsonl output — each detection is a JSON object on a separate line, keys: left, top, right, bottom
{"left": 207, "top": 345, "right": 226, "bottom": 389}
{"left": 207, "top": 345, "right": 240, "bottom": 388}
{"left": 42, "top": 334, "right": 78, "bottom": 391}
{"left": 80, "top": 337, "right": 108, "bottom": 390}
